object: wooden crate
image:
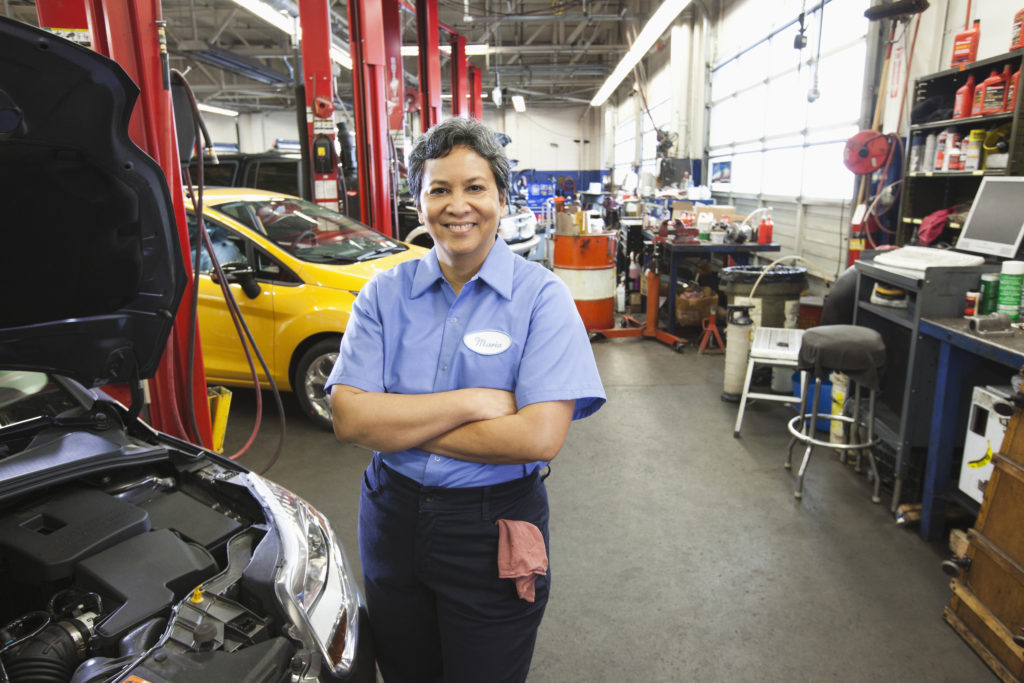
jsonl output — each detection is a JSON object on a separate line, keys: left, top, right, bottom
{"left": 947, "top": 406, "right": 1024, "bottom": 682}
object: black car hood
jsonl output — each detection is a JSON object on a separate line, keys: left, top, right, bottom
{"left": 0, "top": 17, "right": 185, "bottom": 387}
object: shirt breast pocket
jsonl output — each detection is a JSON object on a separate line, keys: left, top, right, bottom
{"left": 456, "top": 331, "right": 520, "bottom": 391}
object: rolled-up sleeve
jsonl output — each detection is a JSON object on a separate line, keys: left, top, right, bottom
{"left": 326, "top": 277, "right": 386, "bottom": 395}
{"left": 514, "top": 278, "right": 606, "bottom": 420}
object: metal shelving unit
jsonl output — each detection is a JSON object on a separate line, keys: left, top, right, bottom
{"left": 898, "top": 49, "right": 1024, "bottom": 246}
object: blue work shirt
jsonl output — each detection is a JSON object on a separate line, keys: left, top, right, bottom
{"left": 325, "top": 237, "right": 606, "bottom": 488}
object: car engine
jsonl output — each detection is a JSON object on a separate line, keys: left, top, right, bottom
{"left": 0, "top": 426, "right": 298, "bottom": 683}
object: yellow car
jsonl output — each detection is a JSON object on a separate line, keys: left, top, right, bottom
{"left": 186, "top": 188, "right": 427, "bottom": 429}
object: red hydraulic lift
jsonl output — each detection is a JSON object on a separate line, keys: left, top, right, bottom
{"left": 450, "top": 34, "right": 468, "bottom": 118}
{"left": 468, "top": 63, "right": 482, "bottom": 121}
{"left": 35, "top": 0, "right": 213, "bottom": 447}
{"left": 348, "top": 0, "right": 396, "bottom": 236}
{"left": 416, "top": 0, "right": 443, "bottom": 132}
{"left": 297, "top": 0, "right": 341, "bottom": 212}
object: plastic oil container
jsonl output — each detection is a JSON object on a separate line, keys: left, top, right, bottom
{"left": 952, "top": 19, "right": 981, "bottom": 68}
{"left": 980, "top": 67, "right": 1011, "bottom": 115}
{"left": 1011, "top": 9, "right": 1024, "bottom": 51}
{"left": 954, "top": 74, "right": 975, "bottom": 118}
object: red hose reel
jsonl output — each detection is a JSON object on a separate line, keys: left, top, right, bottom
{"left": 843, "top": 130, "right": 895, "bottom": 175}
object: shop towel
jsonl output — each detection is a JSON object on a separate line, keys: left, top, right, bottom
{"left": 496, "top": 519, "right": 547, "bottom": 602}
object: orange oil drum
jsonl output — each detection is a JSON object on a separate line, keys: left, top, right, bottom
{"left": 552, "top": 232, "right": 617, "bottom": 331}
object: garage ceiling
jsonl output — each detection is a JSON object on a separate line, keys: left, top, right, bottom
{"left": 2, "top": 1, "right": 704, "bottom": 115}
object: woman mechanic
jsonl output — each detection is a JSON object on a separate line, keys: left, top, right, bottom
{"left": 326, "top": 117, "right": 605, "bottom": 683}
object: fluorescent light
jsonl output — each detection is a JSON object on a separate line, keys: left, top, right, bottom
{"left": 400, "top": 44, "right": 490, "bottom": 56}
{"left": 511, "top": 95, "right": 525, "bottom": 112}
{"left": 590, "top": 0, "right": 691, "bottom": 107}
{"left": 230, "top": 0, "right": 296, "bottom": 36}
{"left": 197, "top": 103, "right": 239, "bottom": 117}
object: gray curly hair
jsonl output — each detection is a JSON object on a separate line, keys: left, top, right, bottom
{"left": 407, "top": 117, "right": 511, "bottom": 204}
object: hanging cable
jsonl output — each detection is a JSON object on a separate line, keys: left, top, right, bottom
{"left": 171, "top": 69, "right": 287, "bottom": 473}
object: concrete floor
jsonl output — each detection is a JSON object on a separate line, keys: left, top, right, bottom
{"left": 224, "top": 337, "right": 995, "bottom": 682}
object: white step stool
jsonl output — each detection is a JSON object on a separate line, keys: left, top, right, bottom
{"left": 733, "top": 327, "right": 805, "bottom": 438}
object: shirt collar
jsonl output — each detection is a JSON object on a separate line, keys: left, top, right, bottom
{"left": 410, "top": 237, "right": 515, "bottom": 301}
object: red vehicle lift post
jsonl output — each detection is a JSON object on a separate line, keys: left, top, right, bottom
{"left": 450, "top": 34, "right": 468, "bottom": 118}
{"left": 416, "top": 0, "right": 443, "bottom": 132}
{"left": 36, "top": 0, "right": 213, "bottom": 446}
{"left": 468, "top": 64, "right": 482, "bottom": 120}
{"left": 348, "top": 0, "right": 397, "bottom": 236}
{"left": 297, "top": 0, "right": 341, "bottom": 212}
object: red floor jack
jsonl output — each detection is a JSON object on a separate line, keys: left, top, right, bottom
{"left": 590, "top": 244, "right": 687, "bottom": 352}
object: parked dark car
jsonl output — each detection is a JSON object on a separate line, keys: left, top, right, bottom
{"left": 188, "top": 150, "right": 364, "bottom": 222}
{"left": 0, "top": 16, "right": 374, "bottom": 683}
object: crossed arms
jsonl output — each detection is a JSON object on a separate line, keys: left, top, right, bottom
{"left": 330, "top": 385, "right": 574, "bottom": 465}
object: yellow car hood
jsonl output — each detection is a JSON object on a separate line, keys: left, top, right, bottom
{"left": 293, "top": 245, "right": 428, "bottom": 292}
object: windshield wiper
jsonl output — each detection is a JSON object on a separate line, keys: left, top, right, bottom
{"left": 356, "top": 244, "right": 408, "bottom": 261}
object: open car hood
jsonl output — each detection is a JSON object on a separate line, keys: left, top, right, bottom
{"left": 0, "top": 17, "right": 185, "bottom": 387}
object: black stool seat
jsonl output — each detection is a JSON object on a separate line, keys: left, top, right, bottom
{"left": 797, "top": 325, "right": 886, "bottom": 391}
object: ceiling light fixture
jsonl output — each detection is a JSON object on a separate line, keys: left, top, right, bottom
{"left": 400, "top": 44, "right": 491, "bottom": 57}
{"left": 197, "top": 102, "right": 240, "bottom": 117}
{"left": 230, "top": 0, "right": 296, "bottom": 36}
{"left": 492, "top": 86, "right": 503, "bottom": 108}
{"left": 511, "top": 95, "right": 526, "bottom": 112}
{"left": 590, "top": 0, "right": 692, "bottom": 107}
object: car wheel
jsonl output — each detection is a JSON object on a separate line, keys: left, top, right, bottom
{"left": 293, "top": 338, "right": 339, "bottom": 431}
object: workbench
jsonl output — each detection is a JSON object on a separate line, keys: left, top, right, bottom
{"left": 666, "top": 241, "right": 781, "bottom": 333}
{"left": 918, "top": 317, "right": 1024, "bottom": 540}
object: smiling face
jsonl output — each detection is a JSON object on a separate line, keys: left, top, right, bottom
{"left": 417, "top": 145, "right": 507, "bottom": 283}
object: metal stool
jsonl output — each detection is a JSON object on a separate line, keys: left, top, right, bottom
{"left": 733, "top": 327, "right": 805, "bottom": 437}
{"left": 784, "top": 325, "right": 886, "bottom": 502}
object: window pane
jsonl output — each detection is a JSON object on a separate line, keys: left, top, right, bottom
{"left": 712, "top": 58, "right": 741, "bottom": 100}
{"left": 732, "top": 85, "right": 767, "bottom": 143}
{"left": 731, "top": 152, "right": 763, "bottom": 195}
{"left": 803, "top": 142, "right": 855, "bottom": 200}
{"left": 709, "top": 97, "right": 738, "bottom": 148}
{"left": 762, "top": 148, "right": 803, "bottom": 196}
{"left": 734, "top": 42, "right": 770, "bottom": 92}
{"left": 764, "top": 70, "right": 805, "bottom": 137}
{"left": 805, "top": 43, "right": 867, "bottom": 129}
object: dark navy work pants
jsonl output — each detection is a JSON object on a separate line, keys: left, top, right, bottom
{"left": 358, "top": 455, "right": 550, "bottom": 683}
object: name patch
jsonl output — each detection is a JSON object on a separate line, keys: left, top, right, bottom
{"left": 463, "top": 330, "right": 512, "bottom": 355}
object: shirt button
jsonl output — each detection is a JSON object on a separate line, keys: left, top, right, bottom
{"left": 441, "top": 364, "right": 448, "bottom": 371}
{"left": 450, "top": 317, "right": 458, "bottom": 324}
{"left": 433, "top": 455, "right": 441, "bottom": 462}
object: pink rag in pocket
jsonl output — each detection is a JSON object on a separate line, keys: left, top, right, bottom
{"left": 495, "top": 519, "right": 548, "bottom": 602}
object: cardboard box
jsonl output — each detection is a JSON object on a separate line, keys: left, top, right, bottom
{"left": 675, "top": 286, "right": 718, "bottom": 327}
{"left": 672, "top": 201, "right": 739, "bottom": 224}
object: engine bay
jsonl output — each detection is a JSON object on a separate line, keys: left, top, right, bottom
{"left": 0, "top": 452, "right": 296, "bottom": 683}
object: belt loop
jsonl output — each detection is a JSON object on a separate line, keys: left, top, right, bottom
{"left": 481, "top": 486, "right": 490, "bottom": 521}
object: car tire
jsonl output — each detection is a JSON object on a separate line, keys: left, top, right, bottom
{"left": 293, "top": 338, "right": 340, "bottom": 431}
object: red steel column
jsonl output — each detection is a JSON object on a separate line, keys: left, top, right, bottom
{"left": 468, "top": 63, "right": 482, "bottom": 120}
{"left": 382, "top": 0, "right": 405, "bottom": 133}
{"left": 298, "top": 0, "right": 340, "bottom": 211}
{"left": 349, "top": 0, "right": 395, "bottom": 236}
{"left": 450, "top": 34, "right": 468, "bottom": 118}
{"left": 416, "top": 0, "right": 442, "bottom": 131}
{"left": 74, "top": 0, "right": 213, "bottom": 446}
{"left": 35, "top": 0, "right": 91, "bottom": 45}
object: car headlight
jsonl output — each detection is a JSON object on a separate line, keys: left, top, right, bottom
{"left": 249, "top": 474, "right": 362, "bottom": 678}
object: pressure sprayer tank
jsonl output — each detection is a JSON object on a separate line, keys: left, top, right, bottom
{"left": 722, "top": 305, "right": 753, "bottom": 402}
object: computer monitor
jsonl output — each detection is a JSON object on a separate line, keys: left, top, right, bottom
{"left": 955, "top": 177, "right": 1024, "bottom": 259}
